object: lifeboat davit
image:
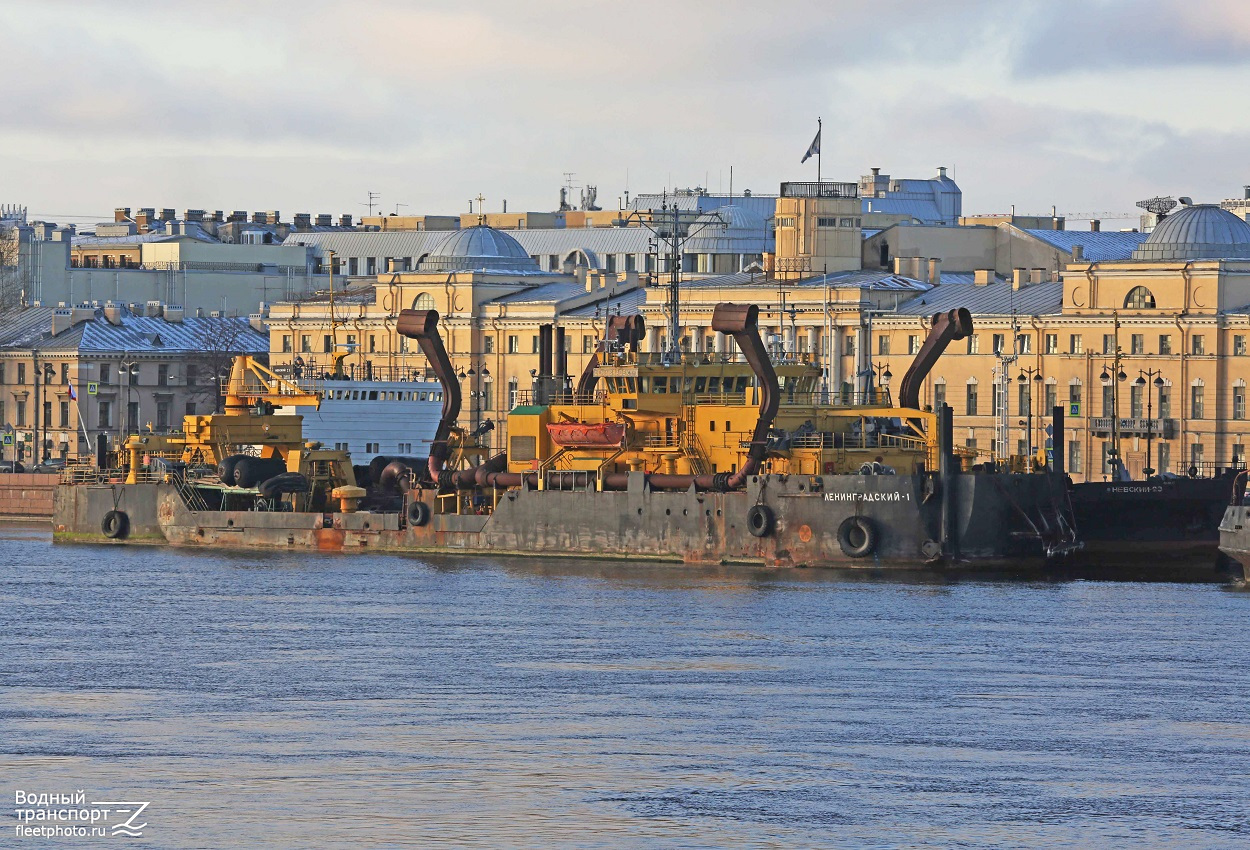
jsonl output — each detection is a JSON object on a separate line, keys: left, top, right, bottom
{"left": 546, "top": 421, "right": 626, "bottom": 447}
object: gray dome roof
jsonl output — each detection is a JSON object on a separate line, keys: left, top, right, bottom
{"left": 420, "top": 225, "right": 542, "bottom": 273}
{"left": 1131, "top": 204, "right": 1250, "bottom": 261}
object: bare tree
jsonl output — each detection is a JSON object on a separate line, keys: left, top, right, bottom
{"left": 0, "top": 226, "right": 28, "bottom": 322}
{"left": 186, "top": 316, "right": 251, "bottom": 413}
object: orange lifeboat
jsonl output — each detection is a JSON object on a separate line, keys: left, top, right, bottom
{"left": 546, "top": 421, "right": 626, "bottom": 447}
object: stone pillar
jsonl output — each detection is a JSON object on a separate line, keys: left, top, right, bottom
{"left": 691, "top": 326, "right": 703, "bottom": 353}
{"left": 807, "top": 326, "right": 819, "bottom": 355}
{"left": 647, "top": 326, "right": 660, "bottom": 353}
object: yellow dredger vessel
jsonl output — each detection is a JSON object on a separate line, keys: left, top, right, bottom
{"left": 55, "top": 302, "right": 1079, "bottom": 567}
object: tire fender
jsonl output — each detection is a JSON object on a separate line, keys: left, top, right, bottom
{"left": 837, "top": 515, "right": 878, "bottom": 558}
{"left": 746, "top": 504, "right": 775, "bottom": 538}
{"left": 101, "top": 509, "right": 129, "bottom": 540}
{"left": 408, "top": 500, "right": 432, "bottom": 527}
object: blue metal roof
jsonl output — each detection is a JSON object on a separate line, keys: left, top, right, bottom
{"left": 894, "top": 281, "right": 1062, "bottom": 316}
{"left": 1132, "top": 204, "right": 1250, "bottom": 260}
{"left": 0, "top": 306, "right": 267, "bottom": 353}
{"left": 681, "top": 269, "right": 932, "bottom": 292}
{"left": 1022, "top": 229, "right": 1148, "bottom": 261}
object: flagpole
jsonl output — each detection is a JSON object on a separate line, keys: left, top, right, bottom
{"left": 817, "top": 117, "right": 822, "bottom": 184}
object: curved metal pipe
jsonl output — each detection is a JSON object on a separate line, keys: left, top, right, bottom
{"left": 898, "top": 307, "right": 973, "bottom": 410}
{"left": 396, "top": 308, "right": 461, "bottom": 482}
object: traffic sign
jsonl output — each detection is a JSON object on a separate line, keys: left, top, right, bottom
{"left": 87, "top": 382, "right": 98, "bottom": 395}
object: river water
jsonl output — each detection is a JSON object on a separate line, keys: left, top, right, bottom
{"left": 2, "top": 524, "right": 1248, "bottom": 848}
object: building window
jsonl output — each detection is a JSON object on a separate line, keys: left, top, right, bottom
{"left": 323, "top": 335, "right": 333, "bottom": 353}
{"left": 18, "top": 363, "right": 26, "bottom": 384}
{"left": 907, "top": 335, "right": 919, "bottom": 355}
{"left": 282, "top": 335, "right": 292, "bottom": 353}
{"left": 157, "top": 364, "right": 168, "bottom": 386}
{"left": 1235, "top": 444, "right": 1247, "bottom": 469}
{"left": 507, "top": 335, "right": 519, "bottom": 354}
{"left": 1069, "top": 441, "right": 1082, "bottom": 474}
{"left": 583, "top": 335, "right": 594, "bottom": 354}
{"left": 816, "top": 216, "right": 836, "bottom": 227}
{"left": 412, "top": 293, "right": 435, "bottom": 311}
{"left": 1191, "top": 442, "right": 1204, "bottom": 471}
{"left": 1131, "top": 334, "right": 1144, "bottom": 355}
{"left": 933, "top": 382, "right": 946, "bottom": 411}
{"left": 98, "top": 401, "right": 111, "bottom": 428}
{"left": 186, "top": 402, "right": 196, "bottom": 417}
{"left": 1045, "top": 334, "right": 1058, "bottom": 354}
{"left": 1044, "top": 383, "right": 1057, "bottom": 413}
{"left": 16, "top": 401, "right": 26, "bottom": 427}
{"left": 1192, "top": 335, "right": 1205, "bottom": 355}
{"left": 1069, "top": 334, "right": 1083, "bottom": 354}
{"left": 186, "top": 364, "right": 198, "bottom": 386}
{"left": 1017, "top": 383, "right": 1030, "bottom": 417}
{"left": 1102, "top": 385, "right": 1115, "bottom": 417}
{"left": 1236, "top": 335, "right": 1247, "bottom": 356}
{"left": 1016, "top": 334, "right": 1031, "bottom": 354}
{"left": 878, "top": 335, "right": 890, "bottom": 356}
{"left": 1191, "top": 385, "right": 1204, "bottom": 419}
{"left": 59, "top": 400, "right": 69, "bottom": 428}
{"left": 1159, "top": 386, "right": 1171, "bottom": 419}
{"left": 99, "top": 363, "right": 110, "bottom": 384}
{"left": 1159, "top": 334, "right": 1171, "bottom": 355}
{"left": 60, "top": 363, "right": 69, "bottom": 384}
{"left": 365, "top": 257, "right": 377, "bottom": 275}
{"left": 1124, "top": 286, "right": 1156, "bottom": 309}
{"left": 1235, "top": 386, "right": 1246, "bottom": 420}
{"left": 369, "top": 335, "right": 377, "bottom": 353}
{"left": 1103, "top": 334, "right": 1116, "bottom": 355}
{"left": 1130, "top": 384, "right": 1143, "bottom": 418}
{"left": 156, "top": 401, "right": 170, "bottom": 429}
{"left": 301, "top": 335, "right": 312, "bottom": 353}
{"left": 839, "top": 217, "right": 855, "bottom": 227}
{"left": 966, "top": 335, "right": 979, "bottom": 354}
{"left": 992, "top": 334, "right": 1005, "bottom": 354}
{"left": 965, "top": 384, "right": 978, "bottom": 416}
{"left": 1159, "top": 442, "right": 1170, "bottom": 474}
{"left": 483, "top": 336, "right": 494, "bottom": 354}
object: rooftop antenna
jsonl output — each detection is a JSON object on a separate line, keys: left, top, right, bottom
{"left": 1136, "top": 196, "right": 1177, "bottom": 219}
{"left": 359, "top": 191, "right": 380, "bottom": 216}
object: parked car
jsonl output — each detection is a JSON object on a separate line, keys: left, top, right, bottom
{"left": 32, "top": 458, "right": 67, "bottom": 474}
{"left": 0, "top": 461, "right": 26, "bottom": 473}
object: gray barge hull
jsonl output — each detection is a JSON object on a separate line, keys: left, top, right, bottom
{"left": 55, "top": 471, "right": 1067, "bottom": 569}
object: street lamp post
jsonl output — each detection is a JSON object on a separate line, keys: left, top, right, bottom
{"left": 1099, "top": 360, "right": 1128, "bottom": 479}
{"left": 34, "top": 360, "right": 55, "bottom": 465}
{"left": 122, "top": 359, "right": 140, "bottom": 441}
{"left": 869, "top": 361, "right": 892, "bottom": 404}
{"left": 1017, "top": 367, "right": 1044, "bottom": 460}
{"left": 1136, "top": 369, "right": 1165, "bottom": 478}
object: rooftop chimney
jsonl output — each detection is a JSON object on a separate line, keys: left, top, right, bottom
{"left": 937, "top": 166, "right": 947, "bottom": 178}
{"left": 315, "top": 214, "right": 333, "bottom": 227}
{"left": 164, "top": 305, "right": 184, "bottom": 323}
{"left": 103, "top": 302, "right": 123, "bottom": 325}
{"left": 265, "top": 210, "right": 280, "bottom": 225}
{"left": 1072, "top": 244, "right": 1084, "bottom": 262}
{"left": 160, "top": 208, "right": 175, "bottom": 222}
{"left": 294, "top": 213, "right": 311, "bottom": 229}
{"left": 973, "top": 269, "right": 994, "bottom": 286}
{"left": 229, "top": 210, "right": 247, "bottom": 223}
{"left": 339, "top": 214, "right": 353, "bottom": 227}
{"left": 1029, "top": 267, "right": 1046, "bottom": 285}
{"left": 1091, "top": 219, "right": 1101, "bottom": 232}
{"left": 927, "top": 257, "right": 941, "bottom": 286}
{"left": 1012, "top": 268, "right": 1027, "bottom": 291}
{"left": 114, "top": 207, "right": 131, "bottom": 223}
{"left": 251, "top": 212, "right": 266, "bottom": 224}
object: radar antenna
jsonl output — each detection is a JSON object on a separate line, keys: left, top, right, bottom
{"left": 1136, "top": 196, "right": 1177, "bottom": 219}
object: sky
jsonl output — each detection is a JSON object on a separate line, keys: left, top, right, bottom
{"left": 3, "top": 0, "right": 1249, "bottom": 229}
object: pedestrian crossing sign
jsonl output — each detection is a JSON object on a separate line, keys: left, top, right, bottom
{"left": 87, "top": 382, "right": 98, "bottom": 395}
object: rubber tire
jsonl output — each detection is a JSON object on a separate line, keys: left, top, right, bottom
{"left": 218, "top": 454, "right": 248, "bottom": 485}
{"left": 746, "top": 504, "right": 775, "bottom": 538}
{"left": 837, "top": 516, "right": 878, "bottom": 558}
{"left": 258, "top": 472, "right": 309, "bottom": 499}
{"left": 101, "top": 510, "right": 129, "bottom": 540}
{"left": 407, "top": 500, "right": 432, "bottom": 527}
{"left": 235, "top": 457, "right": 284, "bottom": 489}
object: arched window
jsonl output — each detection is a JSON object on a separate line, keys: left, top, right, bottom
{"left": 1124, "top": 286, "right": 1155, "bottom": 309}
{"left": 411, "top": 292, "right": 435, "bottom": 311}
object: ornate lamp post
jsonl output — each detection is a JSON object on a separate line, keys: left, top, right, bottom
{"left": 1017, "top": 367, "right": 1044, "bottom": 459}
{"left": 1136, "top": 369, "right": 1165, "bottom": 478}
{"left": 1099, "top": 360, "right": 1128, "bottom": 479}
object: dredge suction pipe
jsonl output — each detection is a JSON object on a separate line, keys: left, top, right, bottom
{"left": 897, "top": 308, "right": 973, "bottom": 411}
{"left": 395, "top": 308, "right": 462, "bottom": 485}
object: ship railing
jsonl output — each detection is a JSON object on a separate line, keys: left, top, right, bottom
{"left": 692, "top": 392, "right": 748, "bottom": 405}
{"left": 514, "top": 390, "right": 607, "bottom": 406}
{"left": 272, "top": 360, "right": 439, "bottom": 384}
{"left": 642, "top": 435, "right": 681, "bottom": 448}
{"left": 61, "top": 464, "right": 107, "bottom": 484}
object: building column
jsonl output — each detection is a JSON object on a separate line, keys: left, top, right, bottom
{"left": 647, "top": 326, "right": 660, "bottom": 353}
{"left": 691, "top": 325, "right": 703, "bottom": 353}
{"left": 807, "top": 326, "right": 819, "bottom": 355}
{"left": 831, "top": 325, "right": 843, "bottom": 390}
